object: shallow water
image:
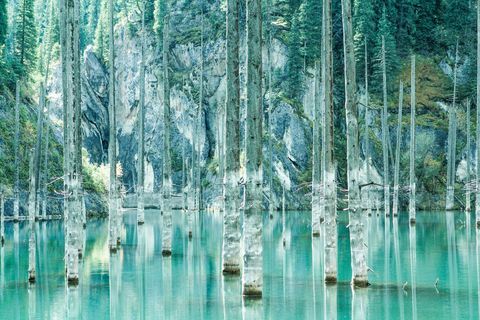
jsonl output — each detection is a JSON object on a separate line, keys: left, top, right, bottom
{"left": 0, "top": 210, "right": 478, "bottom": 319}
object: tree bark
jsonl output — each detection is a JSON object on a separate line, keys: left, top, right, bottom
{"left": 323, "top": 0, "right": 336, "bottom": 284}
{"left": 222, "top": 0, "right": 241, "bottom": 275}
{"left": 13, "top": 81, "right": 20, "bottom": 222}
{"left": 0, "top": 193, "right": 4, "bottom": 245}
{"left": 364, "top": 40, "right": 372, "bottom": 216}
{"left": 392, "top": 82, "right": 403, "bottom": 217}
{"left": 266, "top": 0, "right": 274, "bottom": 217}
{"left": 342, "top": 0, "right": 367, "bottom": 286}
{"left": 162, "top": 14, "right": 172, "bottom": 257}
{"left": 242, "top": 0, "right": 263, "bottom": 297}
{"left": 409, "top": 55, "right": 416, "bottom": 223}
{"left": 312, "top": 60, "right": 322, "bottom": 237}
{"left": 446, "top": 41, "right": 459, "bottom": 211}
{"left": 137, "top": 0, "right": 146, "bottom": 225}
{"left": 381, "top": 36, "right": 390, "bottom": 217}
{"left": 477, "top": 0, "right": 480, "bottom": 226}
{"left": 467, "top": 98, "right": 471, "bottom": 212}
{"left": 28, "top": 148, "right": 36, "bottom": 282}
{"left": 108, "top": 0, "right": 119, "bottom": 252}
{"left": 60, "top": 0, "right": 83, "bottom": 285}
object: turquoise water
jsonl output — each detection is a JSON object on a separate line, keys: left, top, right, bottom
{"left": 0, "top": 210, "right": 478, "bottom": 319}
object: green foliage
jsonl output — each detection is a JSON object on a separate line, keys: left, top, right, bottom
{"left": 371, "top": 6, "right": 399, "bottom": 94}
{"left": 94, "top": 0, "right": 109, "bottom": 63}
{"left": 0, "top": 0, "right": 7, "bottom": 47}
{"left": 15, "top": 0, "right": 38, "bottom": 78}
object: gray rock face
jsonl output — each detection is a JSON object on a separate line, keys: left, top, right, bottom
{"left": 46, "top": 8, "right": 316, "bottom": 209}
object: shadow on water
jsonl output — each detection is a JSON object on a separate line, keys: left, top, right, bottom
{"left": 0, "top": 210, "right": 480, "bottom": 319}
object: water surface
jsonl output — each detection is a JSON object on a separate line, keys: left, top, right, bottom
{"left": 0, "top": 210, "right": 478, "bottom": 319}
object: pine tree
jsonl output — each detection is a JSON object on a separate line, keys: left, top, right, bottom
{"left": 285, "top": 9, "right": 304, "bottom": 102}
{"left": 94, "top": 0, "right": 109, "bottom": 63}
{"left": 353, "top": 0, "right": 375, "bottom": 82}
{"left": 15, "top": 0, "right": 37, "bottom": 76}
{"left": 0, "top": 0, "right": 7, "bottom": 47}
{"left": 372, "top": 6, "right": 399, "bottom": 93}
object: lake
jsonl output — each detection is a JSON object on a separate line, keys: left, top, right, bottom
{"left": 0, "top": 210, "right": 478, "bottom": 319}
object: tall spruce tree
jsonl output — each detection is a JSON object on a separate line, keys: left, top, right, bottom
{"left": 0, "top": 0, "right": 7, "bottom": 47}
{"left": 15, "top": 0, "right": 37, "bottom": 75}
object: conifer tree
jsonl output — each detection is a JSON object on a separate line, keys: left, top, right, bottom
{"left": 16, "top": 0, "right": 37, "bottom": 75}
{"left": 0, "top": 0, "right": 7, "bottom": 47}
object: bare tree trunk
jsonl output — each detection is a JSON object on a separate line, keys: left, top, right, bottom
{"left": 28, "top": 149, "right": 36, "bottom": 283}
{"left": 222, "top": 0, "right": 241, "bottom": 275}
{"left": 196, "top": 10, "right": 205, "bottom": 212}
{"left": 381, "top": 37, "right": 390, "bottom": 217}
{"left": 0, "top": 193, "right": 4, "bottom": 245}
{"left": 312, "top": 60, "right": 322, "bottom": 237}
{"left": 446, "top": 41, "right": 459, "bottom": 211}
{"left": 409, "top": 55, "right": 416, "bottom": 223}
{"left": 41, "top": 99, "right": 51, "bottom": 219}
{"left": 324, "top": 0, "right": 337, "bottom": 284}
{"left": 162, "top": 14, "right": 172, "bottom": 257}
{"left": 13, "top": 81, "right": 20, "bottom": 222}
{"left": 342, "top": 0, "right": 367, "bottom": 286}
{"left": 266, "top": 0, "right": 274, "bottom": 217}
{"left": 108, "top": 0, "right": 119, "bottom": 252}
{"left": 477, "top": 0, "right": 480, "bottom": 226}
{"left": 242, "top": 0, "right": 263, "bottom": 297}
{"left": 364, "top": 40, "right": 372, "bottom": 216}
{"left": 392, "top": 82, "right": 404, "bottom": 217}
{"left": 137, "top": 0, "right": 146, "bottom": 225}
{"left": 467, "top": 98, "right": 471, "bottom": 212}
{"left": 60, "top": 0, "right": 83, "bottom": 285}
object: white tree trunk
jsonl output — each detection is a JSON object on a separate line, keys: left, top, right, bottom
{"left": 242, "top": 0, "right": 263, "bottom": 297}
{"left": 476, "top": 0, "right": 480, "bottom": 226}
{"left": 60, "top": 0, "right": 83, "bottom": 284}
{"left": 41, "top": 100, "right": 51, "bottom": 219}
{"left": 381, "top": 37, "right": 390, "bottom": 217}
{"left": 467, "top": 98, "right": 471, "bottom": 212}
{"left": 28, "top": 148, "right": 36, "bottom": 283}
{"left": 222, "top": 0, "right": 241, "bottom": 275}
{"left": 409, "top": 55, "right": 416, "bottom": 223}
{"left": 137, "top": 0, "right": 146, "bottom": 225}
{"left": 108, "top": 0, "right": 119, "bottom": 252}
{"left": 266, "top": 0, "right": 274, "bottom": 217}
{"left": 364, "top": 40, "right": 372, "bottom": 216}
{"left": 324, "top": 0, "right": 337, "bottom": 283}
{"left": 0, "top": 194, "right": 4, "bottom": 245}
{"left": 392, "top": 82, "right": 404, "bottom": 217}
{"left": 312, "top": 60, "right": 322, "bottom": 237}
{"left": 162, "top": 14, "right": 172, "bottom": 257}
{"left": 446, "top": 41, "right": 459, "bottom": 211}
{"left": 342, "top": 0, "right": 367, "bottom": 286}
{"left": 13, "top": 81, "right": 20, "bottom": 222}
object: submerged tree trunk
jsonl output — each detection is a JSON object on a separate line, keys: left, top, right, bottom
{"left": 392, "top": 82, "right": 403, "bottom": 217}
{"left": 266, "top": 0, "right": 274, "bottom": 217}
{"left": 222, "top": 0, "right": 241, "bottom": 275}
{"left": 242, "top": 0, "right": 263, "bottom": 297}
{"left": 41, "top": 99, "right": 51, "bottom": 219}
{"left": 312, "top": 61, "right": 322, "bottom": 237}
{"left": 467, "top": 98, "right": 471, "bottom": 212}
{"left": 60, "top": 0, "right": 83, "bottom": 285}
{"left": 13, "top": 81, "right": 20, "bottom": 222}
{"left": 477, "top": 0, "right": 480, "bottom": 226}
{"left": 342, "top": 0, "right": 367, "bottom": 286}
{"left": 0, "top": 193, "right": 4, "bottom": 245}
{"left": 28, "top": 149, "right": 36, "bottom": 283}
{"left": 409, "top": 55, "right": 416, "bottom": 223}
{"left": 324, "top": 0, "right": 337, "bottom": 284}
{"left": 381, "top": 37, "right": 390, "bottom": 217}
{"left": 137, "top": 0, "right": 146, "bottom": 226}
{"left": 364, "top": 40, "right": 372, "bottom": 216}
{"left": 162, "top": 14, "right": 172, "bottom": 257}
{"left": 446, "top": 41, "right": 459, "bottom": 211}
{"left": 108, "top": 0, "right": 119, "bottom": 252}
